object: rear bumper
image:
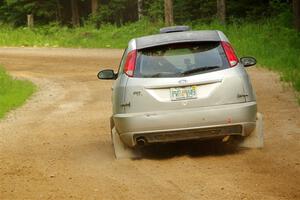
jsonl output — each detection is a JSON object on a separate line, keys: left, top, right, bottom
{"left": 113, "top": 102, "right": 257, "bottom": 147}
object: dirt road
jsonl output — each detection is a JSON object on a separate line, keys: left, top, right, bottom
{"left": 0, "top": 47, "right": 299, "bottom": 200}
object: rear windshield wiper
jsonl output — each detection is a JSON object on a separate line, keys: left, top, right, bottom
{"left": 142, "top": 72, "right": 180, "bottom": 78}
{"left": 181, "top": 66, "right": 221, "bottom": 76}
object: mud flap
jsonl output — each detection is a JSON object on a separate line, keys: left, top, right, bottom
{"left": 238, "top": 112, "right": 264, "bottom": 148}
{"left": 111, "top": 127, "right": 141, "bottom": 159}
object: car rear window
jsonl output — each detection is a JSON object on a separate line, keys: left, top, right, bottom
{"left": 134, "top": 42, "right": 230, "bottom": 78}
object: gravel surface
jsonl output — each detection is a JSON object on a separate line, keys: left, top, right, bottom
{"left": 0, "top": 47, "right": 299, "bottom": 200}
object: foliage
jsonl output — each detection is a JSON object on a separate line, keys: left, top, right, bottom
{"left": 0, "top": 66, "right": 36, "bottom": 119}
{"left": 142, "top": 0, "right": 164, "bottom": 22}
{"left": 89, "top": 0, "right": 137, "bottom": 27}
{"left": 0, "top": 0, "right": 59, "bottom": 26}
{"left": 89, "top": 0, "right": 129, "bottom": 26}
{"left": 0, "top": 0, "right": 294, "bottom": 26}
{"left": 174, "top": 0, "right": 216, "bottom": 24}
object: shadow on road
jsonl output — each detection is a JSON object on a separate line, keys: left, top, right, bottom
{"left": 137, "top": 139, "right": 244, "bottom": 160}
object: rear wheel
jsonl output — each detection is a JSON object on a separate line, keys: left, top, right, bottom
{"left": 110, "top": 127, "right": 142, "bottom": 159}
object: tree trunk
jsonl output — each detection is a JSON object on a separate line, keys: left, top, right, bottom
{"left": 294, "top": 0, "right": 300, "bottom": 31}
{"left": 56, "top": 0, "right": 62, "bottom": 22}
{"left": 91, "top": 0, "right": 98, "bottom": 15}
{"left": 217, "top": 0, "right": 226, "bottom": 24}
{"left": 138, "top": 0, "right": 143, "bottom": 20}
{"left": 27, "top": 14, "right": 34, "bottom": 28}
{"left": 71, "top": 0, "right": 80, "bottom": 26}
{"left": 164, "top": 0, "right": 174, "bottom": 26}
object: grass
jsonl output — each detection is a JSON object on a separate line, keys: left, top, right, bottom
{"left": 0, "top": 19, "right": 299, "bottom": 98}
{"left": 0, "top": 20, "right": 160, "bottom": 48}
{"left": 0, "top": 66, "right": 36, "bottom": 119}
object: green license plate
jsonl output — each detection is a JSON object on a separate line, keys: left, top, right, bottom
{"left": 170, "top": 86, "right": 197, "bottom": 101}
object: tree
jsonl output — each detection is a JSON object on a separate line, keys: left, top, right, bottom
{"left": 164, "top": 0, "right": 174, "bottom": 26}
{"left": 138, "top": 0, "right": 143, "bottom": 20}
{"left": 91, "top": 0, "right": 98, "bottom": 15}
{"left": 217, "top": 0, "right": 226, "bottom": 24}
{"left": 294, "top": 0, "right": 300, "bottom": 31}
{"left": 71, "top": 0, "right": 80, "bottom": 26}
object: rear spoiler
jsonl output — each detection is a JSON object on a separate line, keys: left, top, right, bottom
{"left": 135, "top": 30, "right": 221, "bottom": 50}
{"left": 160, "top": 26, "right": 191, "bottom": 34}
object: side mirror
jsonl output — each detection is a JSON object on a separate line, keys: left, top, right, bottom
{"left": 97, "top": 69, "right": 117, "bottom": 80}
{"left": 240, "top": 57, "right": 257, "bottom": 67}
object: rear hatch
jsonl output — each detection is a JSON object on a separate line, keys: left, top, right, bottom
{"left": 123, "top": 41, "right": 246, "bottom": 113}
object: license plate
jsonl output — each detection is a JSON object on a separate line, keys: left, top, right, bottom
{"left": 170, "top": 86, "right": 197, "bottom": 101}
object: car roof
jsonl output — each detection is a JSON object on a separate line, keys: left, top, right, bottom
{"left": 133, "top": 30, "right": 227, "bottom": 50}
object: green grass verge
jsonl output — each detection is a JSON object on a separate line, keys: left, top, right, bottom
{"left": 0, "top": 19, "right": 299, "bottom": 97}
{"left": 0, "top": 66, "right": 36, "bottom": 119}
{"left": 0, "top": 20, "right": 160, "bottom": 48}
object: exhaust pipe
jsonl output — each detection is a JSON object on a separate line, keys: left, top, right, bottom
{"left": 222, "top": 135, "right": 231, "bottom": 142}
{"left": 136, "top": 137, "right": 147, "bottom": 146}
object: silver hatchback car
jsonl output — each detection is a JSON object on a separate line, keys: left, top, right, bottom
{"left": 98, "top": 26, "right": 263, "bottom": 159}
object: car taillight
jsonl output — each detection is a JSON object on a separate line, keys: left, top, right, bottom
{"left": 124, "top": 50, "right": 137, "bottom": 77}
{"left": 221, "top": 41, "right": 238, "bottom": 67}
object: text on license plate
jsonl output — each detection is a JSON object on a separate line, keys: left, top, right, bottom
{"left": 170, "top": 86, "right": 197, "bottom": 101}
